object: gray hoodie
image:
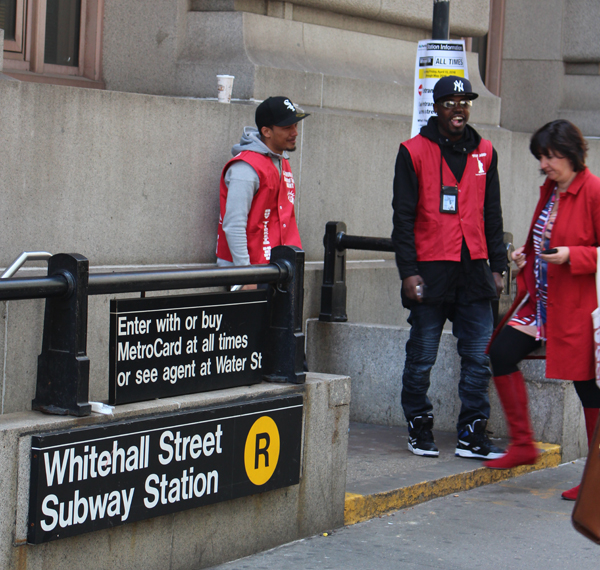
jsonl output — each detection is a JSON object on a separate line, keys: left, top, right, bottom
{"left": 218, "top": 127, "right": 288, "bottom": 267}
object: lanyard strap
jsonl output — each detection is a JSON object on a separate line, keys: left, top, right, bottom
{"left": 439, "top": 145, "right": 444, "bottom": 189}
{"left": 596, "top": 248, "right": 600, "bottom": 308}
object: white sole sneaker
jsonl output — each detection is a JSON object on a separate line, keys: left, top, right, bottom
{"left": 455, "top": 447, "right": 505, "bottom": 460}
{"left": 408, "top": 441, "right": 439, "bottom": 457}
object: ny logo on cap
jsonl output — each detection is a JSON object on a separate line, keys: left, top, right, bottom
{"left": 284, "top": 99, "right": 296, "bottom": 111}
{"left": 454, "top": 80, "right": 464, "bottom": 92}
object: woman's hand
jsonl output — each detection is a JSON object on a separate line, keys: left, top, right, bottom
{"left": 512, "top": 246, "right": 527, "bottom": 269}
{"left": 541, "top": 246, "right": 570, "bottom": 265}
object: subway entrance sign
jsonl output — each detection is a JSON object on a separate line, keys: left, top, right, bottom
{"left": 109, "top": 290, "right": 268, "bottom": 405}
{"left": 28, "top": 394, "right": 303, "bottom": 544}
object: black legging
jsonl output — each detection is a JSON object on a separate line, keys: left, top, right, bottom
{"left": 489, "top": 325, "right": 600, "bottom": 408}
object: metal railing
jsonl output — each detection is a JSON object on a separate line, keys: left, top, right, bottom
{"left": 0, "top": 246, "right": 305, "bottom": 416}
{"left": 1, "top": 251, "right": 53, "bottom": 279}
{"left": 319, "top": 221, "right": 515, "bottom": 324}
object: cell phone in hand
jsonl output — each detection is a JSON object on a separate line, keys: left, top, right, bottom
{"left": 541, "top": 248, "right": 558, "bottom": 254}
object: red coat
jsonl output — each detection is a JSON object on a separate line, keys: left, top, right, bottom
{"left": 492, "top": 167, "right": 600, "bottom": 380}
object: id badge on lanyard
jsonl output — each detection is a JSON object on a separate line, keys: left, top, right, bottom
{"left": 439, "top": 147, "right": 458, "bottom": 214}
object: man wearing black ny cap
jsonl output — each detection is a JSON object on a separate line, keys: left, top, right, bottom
{"left": 392, "top": 75, "right": 508, "bottom": 459}
{"left": 216, "top": 96, "right": 309, "bottom": 277}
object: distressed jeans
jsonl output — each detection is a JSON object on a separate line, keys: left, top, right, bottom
{"left": 401, "top": 299, "right": 493, "bottom": 432}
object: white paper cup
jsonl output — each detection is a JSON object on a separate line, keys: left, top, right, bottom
{"left": 217, "top": 75, "right": 234, "bottom": 103}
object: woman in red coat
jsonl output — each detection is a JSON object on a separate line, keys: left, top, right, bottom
{"left": 486, "top": 120, "right": 600, "bottom": 501}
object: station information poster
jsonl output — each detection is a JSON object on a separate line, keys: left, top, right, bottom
{"left": 410, "top": 39, "right": 469, "bottom": 138}
{"left": 28, "top": 394, "right": 303, "bottom": 543}
{"left": 109, "top": 290, "right": 268, "bottom": 405}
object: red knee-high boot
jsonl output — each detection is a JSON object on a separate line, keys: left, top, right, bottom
{"left": 561, "top": 407, "right": 600, "bottom": 500}
{"left": 484, "top": 371, "right": 539, "bottom": 469}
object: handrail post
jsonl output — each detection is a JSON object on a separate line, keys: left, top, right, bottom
{"left": 319, "top": 221, "right": 348, "bottom": 322}
{"left": 263, "top": 245, "right": 305, "bottom": 384}
{"left": 33, "top": 254, "right": 92, "bottom": 416}
{"left": 494, "top": 231, "right": 515, "bottom": 326}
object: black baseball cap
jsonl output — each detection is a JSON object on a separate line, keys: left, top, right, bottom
{"left": 255, "top": 97, "right": 309, "bottom": 132}
{"left": 433, "top": 75, "right": 478, "bottom": 102}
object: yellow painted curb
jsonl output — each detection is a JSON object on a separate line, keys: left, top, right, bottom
{"left": 344, "top": 442, "right": 561, "bottom": 526}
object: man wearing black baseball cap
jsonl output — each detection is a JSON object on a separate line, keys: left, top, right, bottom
{"left": 216, "top": 97, "right": 309, "bottom": 282}
{"left": 391, "top": 75, "right": 508, "bottom": 460}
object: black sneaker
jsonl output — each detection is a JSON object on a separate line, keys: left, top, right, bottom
{"left": 407, "top": 414, "right": 439, "bottom": 457}
{"left": 455, "top": 419, "right": 505, "bottom": 460}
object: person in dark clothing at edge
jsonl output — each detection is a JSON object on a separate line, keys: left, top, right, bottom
{"left": 392, "top": 75, "right": 509, "bottom": 459}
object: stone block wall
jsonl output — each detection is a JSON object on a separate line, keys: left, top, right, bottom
{"left": 306, "top": 320, "right": 588, "bottom": 462}
{"left": 2, "top": 79, "right": 600, "bottom": 415}
{"left": 0, "top": 374, "right": 350, "bottom": 569}
{"left": 500, "top": 0, "right": 600, "bottom": 135}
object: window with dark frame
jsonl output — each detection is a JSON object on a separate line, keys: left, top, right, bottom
{"left": 0, "top": 0, "right": 18, "bottom": 42}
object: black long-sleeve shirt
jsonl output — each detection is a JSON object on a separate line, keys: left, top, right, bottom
{"left": 391, "top": 117, "right": 508, "bottom": 307}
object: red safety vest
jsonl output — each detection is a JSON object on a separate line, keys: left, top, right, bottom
{"left": 402, "top": 135, "right": 493, "bottom": 262}
{"left": 216, "top": 151, "right": 302, "bottom": 264}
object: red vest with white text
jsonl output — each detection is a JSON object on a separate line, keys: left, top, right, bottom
{"left": 216, "top": 151, "right": 302, "bottom": 264}
{"left": 402, "top": 135, "right": 493, "bottom": 262}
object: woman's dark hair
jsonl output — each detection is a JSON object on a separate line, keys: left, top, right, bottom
{"left": 529, "top": 120, "right": 588, "bottom": 172}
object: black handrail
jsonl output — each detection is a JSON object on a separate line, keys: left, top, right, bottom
{"left": 320, "top": 221, "right": 396, "bottom": 322}
{"left": 337, "top": 234, "right": 394, "bottom": 253}
{"left": 319, "top": 221, "right": 514, "bottom": 324}
{"left": 0, "top": 264, "right": 288, "bottom": 300}
{"left": 88, "top": 264, "right": 287, "bottom": 295}
{"left": 1, "top": 247, "right": 304, "bottom": 417}
{"left": 0, "top": 276, "right": 68, "bottom": 300}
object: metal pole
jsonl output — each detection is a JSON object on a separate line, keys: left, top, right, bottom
{"left": 263, "top": 245, "right": 306, "bottom": 384}
{"left": 0, "top": 264, "right": 287, "bottom": 300}
{"left": 33, "top": 254, "right": 92, "bottom": 417}
{"left": 338, "top": 234, "right": 394, "bottom": 253}
{"left": 432, "top": 0, "right": 450, "bottom": 40}
{"left": 88, "top": 264, "right": 284, "bottom": 295}
{"left": 319, "top": 221, "right": 348, "bottom": 322}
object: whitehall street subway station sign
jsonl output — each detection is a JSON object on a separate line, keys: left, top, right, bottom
{"left": 28, "top": 394, "right": 303, "bottom": 544}
{"left": 109, "top": 290, "right": 268, "bottom": 404}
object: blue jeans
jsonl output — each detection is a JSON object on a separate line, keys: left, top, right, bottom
{"left": 401, "top": 299, "right": 493, "bottom": 431}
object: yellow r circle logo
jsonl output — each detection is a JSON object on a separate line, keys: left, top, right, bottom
{"left": 244, "top": 416, "right": 280, "bottom": 485}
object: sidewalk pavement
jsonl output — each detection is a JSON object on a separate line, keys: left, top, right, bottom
{"left": 210, "top": 423, "right": 595, "bottom": 570}
{"left": 344, "top": 422, "right": 560, "bottom": 524}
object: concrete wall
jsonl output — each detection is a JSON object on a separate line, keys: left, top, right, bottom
{"left": 205, "top": 0, "right": 491, "bottom": 36}
{"left": 0, "top": 79, "right": 511, "bottom": 270}
{"left": 562, "top": 0, "right": 600, "bottom": 62}
{"left": 192, "top": 0, "right": 491, "bottom": 37}
{"left": 2, "top": 78, "right": 600, "bottom": 416}
{"left": 306, "top": 320, "right": 588, "bottom": 462}
{"left": 102, "top": 1, "right": 500, "bottom": 120}
{"left": 0, "top": 80, "right": 225, "bottom": 267}
{"left": 0, "top": 374, "right": 350, "bottom": 569}
{"left": 102, "top": 0, "right": 190, "bottom": 97}
{"left": 500, "top": 0, "right": 600, "bottom": 135}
